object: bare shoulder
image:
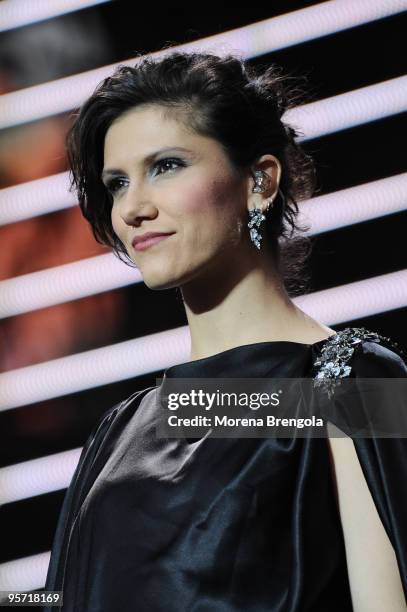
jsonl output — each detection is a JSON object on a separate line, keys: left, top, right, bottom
{"left": 327, "top": 423, "right": 406, "bottom": 611}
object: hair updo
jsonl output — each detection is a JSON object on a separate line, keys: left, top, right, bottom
{"left": 66, "top": 49, "right": 317, "bottom": 296}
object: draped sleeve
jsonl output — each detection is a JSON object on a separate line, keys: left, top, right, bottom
{"left": 314, "top": 332, "right": 407, "bottom": 601}
{"left": 349, "top": 340, "right": 407, "bottom": 601}
{"left": 44, "top": 401, "right": 124, "bottom": 594}
{"left": 43, "top": 386, "right": 155, "bottom": 605}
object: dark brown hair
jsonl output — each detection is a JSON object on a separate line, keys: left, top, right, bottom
{"left": 66, "top": 49, "right": 317, "bottom": 296}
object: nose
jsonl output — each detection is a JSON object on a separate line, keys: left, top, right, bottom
{"left": 117, "top": 183, "right": 158, "bottom": 228}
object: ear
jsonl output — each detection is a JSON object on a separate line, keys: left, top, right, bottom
{"left": 246, "top": 155, "right": 282, "bottom": 214}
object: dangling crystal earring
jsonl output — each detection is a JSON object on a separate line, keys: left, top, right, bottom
{"left": 248, "top": 208, "right": 266, "bottom": 250}
{"left": 248, "top": 170, "right": 273, "bottom": 250}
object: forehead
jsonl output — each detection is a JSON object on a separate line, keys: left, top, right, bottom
{"left": 104, "top": 105, "right": 197, "bottom": 159}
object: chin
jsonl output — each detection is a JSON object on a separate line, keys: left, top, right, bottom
{"left": 141, "top": 270, "right": 183, "bottom": 291}
{"left": 142, "top": 263, "right": 202, "bottom": 291}
{"left": 144, "top": 279, "right": 179, "bottom": 291}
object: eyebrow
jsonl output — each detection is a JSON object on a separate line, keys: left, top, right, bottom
{"left": 101, "top": 146, "right": 194, "bottom": 181}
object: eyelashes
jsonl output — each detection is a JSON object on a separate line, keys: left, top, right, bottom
{"left": 105, "top": 157, "right": 186, "bottom": 196}
{"left": 105, "top": 177, "right": 127, "bottom": 196}
{"left": 153, "top": 157, "right": 186, "bottom": 175}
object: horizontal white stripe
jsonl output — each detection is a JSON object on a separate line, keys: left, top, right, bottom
{"left": 0, "top": 271, "right": 406, "bottom": 413}
{"left": 0, "top": 172, "right": 76, "bottom": 225}
{"left": 0, "top": 552, "right": 49, "bottom": 593}
{"left": 297, "top": 172, "right": 407, "bottom": 236}
{"left": 0, "top": 326, "right": 189, "bottom": 412}
{"left": 1, "top": 173, "right": 406, "bottom": 319}
{"left": 0, "top": 0, "right": 111, "bottom": 33}
{"left": 295, "top": 270, "right": 407, "bottom": 324}
{"left": 0, "top": 449, "right": 82, "bottom": 505}
{"left": 0, "top": 253, "right": 142, "bottom": 319}
{"left": 291, "top": 75, "right": 407, "bottom": 142}
{"left": 0, "top": 0, "right": 405, "bottom": 129}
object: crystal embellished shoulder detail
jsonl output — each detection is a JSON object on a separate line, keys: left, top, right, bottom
{"left": 311, "top": 326, "right": 407, "bottom": 398}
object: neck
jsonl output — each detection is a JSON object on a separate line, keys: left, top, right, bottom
{"left": 179, "top": 246, "right": 333, "bottom": 362}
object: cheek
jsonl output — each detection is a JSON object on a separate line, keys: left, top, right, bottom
{"left": 110, "top": 208, "right": 117, "bottom": 233}
{"left": 110, "top": 202, "right": 118, "bottom": 227}
{"left": 176, "top": 175, "right": 241, "bottom": 236}
{"left": 110, "top": 207, "right": 121, "bottom": 240}
{"left": 110, "top": 206, "right": 130, "bottom": 252}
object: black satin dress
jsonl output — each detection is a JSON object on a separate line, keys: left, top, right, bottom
{"left": 44, "top": 332, "right": 407, "bottom": 611}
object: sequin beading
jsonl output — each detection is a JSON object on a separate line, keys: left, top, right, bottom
{"left": 311, "top": 326, "right": 406, "bottom": 399}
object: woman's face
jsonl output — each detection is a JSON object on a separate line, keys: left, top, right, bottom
{"left": 103, "top": 104, "right": 254, "bottom": 290}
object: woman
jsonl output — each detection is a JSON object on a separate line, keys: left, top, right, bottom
{"left": 44, "top": 51, "right": 407, "bottom": 611}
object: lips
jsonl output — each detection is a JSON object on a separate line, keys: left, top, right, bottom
{"left": 132, "top": 232, "right": 175, "bottom": 252}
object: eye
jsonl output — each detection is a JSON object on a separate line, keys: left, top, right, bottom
{"left": 104, "top": 157, "right": 186, "bottom": 197}
{"left": 105, "top": 177, "right": 128, "bottom": 196}
{"left": 151, "top": 157, "right": 186, "bottom": 176}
